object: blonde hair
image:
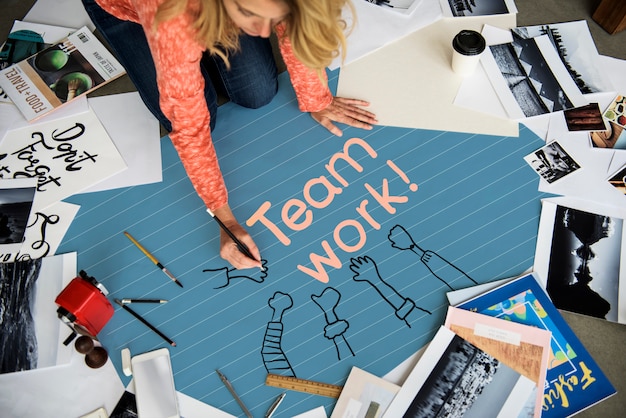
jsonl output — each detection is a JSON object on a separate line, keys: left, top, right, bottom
{"left": 154, "top": 0, "right": 353, "bottom": 71}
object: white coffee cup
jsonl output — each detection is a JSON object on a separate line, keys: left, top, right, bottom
{"left": 451, "top": 30, "right": 486, "bottom": 76}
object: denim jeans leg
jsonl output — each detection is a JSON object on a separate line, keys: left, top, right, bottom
{"left": 80, "top": 0, "right": 219, "bottom": 132}
{"left": 209, "top": 35, "right": 278, "bottom": 109}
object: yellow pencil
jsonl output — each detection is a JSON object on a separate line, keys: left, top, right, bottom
{"left": 124, "top": 231, "right": 183, "bottom": 288}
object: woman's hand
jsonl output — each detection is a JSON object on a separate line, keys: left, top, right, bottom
{"left": 213, "top": 205, "right": 262, "bottom": 270}
{"left": 310, "top": 97, "right": 378, "bottom": 137}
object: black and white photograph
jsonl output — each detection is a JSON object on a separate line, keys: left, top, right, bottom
{"left": 534, "top": 200, "right": 625, "bottom": 324}
{"left": 363, "top": 0, "right": 422, "bottom": 15}
{"left": 482, "top": 34, "right": 586, "bottom": 119}
{"left": 512, "top": 21, "right": 612, "bottom": 94}
{"left": 0, "top": 179, "right": 37, "bottom": 251}
{"left": 0, "top": 253, "right": 74, "bottom": 374}
{"left": 524, "top": 141, "right": 581, "bottom": 184}
{"left": 385, "top": 327, "right": 535, "bottom": 417}
{"left": 440, "top": 0, "right": 515, "bottom": 17}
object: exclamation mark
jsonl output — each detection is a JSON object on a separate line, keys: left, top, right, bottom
{"left": 387, "top": 160, "right": 418, "bottom": 192}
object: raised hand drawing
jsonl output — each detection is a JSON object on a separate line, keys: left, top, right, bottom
{"left": 261, "top": 291, "right": 296, "bottom": 377}
{"left": 202, "top": 258, "right": 268, "bottom": 289}
{"left": 311, "top": 287, "right": 355, "bottom": 361}
{"left": 350, "top": 255, "right": 431, "bottom": 328}
{"left": 388, "top": 225, "right": 477, "bottom": 290}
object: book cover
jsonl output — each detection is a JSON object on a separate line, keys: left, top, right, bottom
{"left": 0, "top": 26, "right": 125, "bottom": 121}
{"left": 455, "top": 273, "right": 616, "bottom": 417}
{"left": 384, "top": 326, "right": 536, "bottom": 418}
{"left": 444, "top": 306, "right": 552, "bottom": 418}
{"left": 0, "top": 20, "right": 75, "bottom": 102}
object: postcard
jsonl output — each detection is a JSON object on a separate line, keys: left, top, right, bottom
{"left": 444, "top": 306, "right": 552, "bottom": 418}
{"left": 534, "top": 197, "right": 626, "bottom": 324}
{"left": 524, "top": 140, "right": 581, "bottom": 184}
{"left": 384, "top": 326, "right": 536, "bottom": 418}
{"left": 331, "top": 366, "right": 400, "bottom": 418}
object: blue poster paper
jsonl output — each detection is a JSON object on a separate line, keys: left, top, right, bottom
{"left": 59, "top": 70, "right": 548, "bottom": 417}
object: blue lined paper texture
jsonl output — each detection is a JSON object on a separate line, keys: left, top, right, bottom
{"left": 59, "top": 71, "right": 547, "bottom": 417}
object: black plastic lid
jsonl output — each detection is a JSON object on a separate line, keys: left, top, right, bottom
{"left": 453, "top": 30, "right": 486, "bottom": 56}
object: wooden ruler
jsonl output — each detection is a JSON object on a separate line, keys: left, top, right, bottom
{"left": 265, "top": 374, "right": 343, "bottom": 398}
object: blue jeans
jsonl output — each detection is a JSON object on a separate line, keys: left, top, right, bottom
{"left": 81, "top": 0, "right": 278, "bottom": 131}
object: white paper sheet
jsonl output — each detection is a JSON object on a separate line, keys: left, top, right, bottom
{"left": 24, "top": 0, "right": 95, "bottom": 32}
{"left": 83, "top": 92, "right": 162, "bottom": 192}
{"left": 0, "top": 108, "right": 127, "bottom": 208}
{"left": 331, "top": 0, "right": 442, "bottom": 69}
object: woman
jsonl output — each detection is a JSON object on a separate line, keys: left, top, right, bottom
{"left": 82, "top": 0, "right": 377, "bottom": 269}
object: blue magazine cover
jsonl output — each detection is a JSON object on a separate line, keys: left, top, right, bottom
{"left": 456, "top": 273, "right": 615, "bottom": 417}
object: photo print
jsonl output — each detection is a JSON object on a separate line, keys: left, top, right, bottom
{"left": 535, "top": 200, "right": 625, "bottom": 324}
{"left": 603, "top": 94, "right": 626, "bottom": 128}
{"left": 563, "top": 103, "right": 606, "bottom": 132}
{"left": 482, "top": 34, "right": 586, "bottom": 119}
{"left": 441, "top": 0, "right": 516, "bottom": 17}
{"left": 524, "top": 141, "right": 581, "bottom": 184}
{"left": 0, "top": 178, "right": 38, "bottom": 254}
{"left": 512, "top": 21, "right": 612, "bottom": 94}
{"left": 589, "top": 121, "right": 626, "bottom": 150}
{"left": 0, "top": 253, "right": 75, "bottom": 374}
{"left": 362, "top": 0, "right": 422, "bottom": 15}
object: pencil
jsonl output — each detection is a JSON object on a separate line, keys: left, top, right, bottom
{"left": 206, "top": 209, "right": 261, "bottom": 267}
{"left": 216, "top": 369, "right": 253, "bottom": 418}
{"left": 124, "top": 231, "right": 183, "bottom": 287}
{"left": 114, "top": 299, "right": 176, "bottom": 347}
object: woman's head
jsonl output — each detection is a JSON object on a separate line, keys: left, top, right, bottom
{"left": 155, "top": 0, "right": 352, "bottom": 70}
{"left": 222, "top": 0, "right": 290, "bottom": 38}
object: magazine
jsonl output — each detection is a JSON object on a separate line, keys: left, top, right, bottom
{"left": 454, "top": 273, "right": 616, "bottom": 417}
{"left": 444, "top": 306, "right": 552, "bottom": 418}
{"left": 384, "top": 326, "right": 536, "bottom": 417}
{"left": 0, "top": 26, "right": 125, "bottom": 121}
{"left": 0, "top": 20, "right": 75, "bottom": 102}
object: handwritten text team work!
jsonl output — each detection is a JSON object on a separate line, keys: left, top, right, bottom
{"left": 246, "top": 137, "right": 419, "bottom": 283}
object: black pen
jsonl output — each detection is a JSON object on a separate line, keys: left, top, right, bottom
{"left": 120, "top": 298, "right": 168, "bottom": 304}
{"left": 114, "top": 299, "right": 176, "bottom": 347}
{"left": 206, "top": 208, "right": 263, "bottom": 268}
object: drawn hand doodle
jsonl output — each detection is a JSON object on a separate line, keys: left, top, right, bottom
{"left": 350, "top": 255, "right": 431, "bottom": 328}
{"left": 388, "top": 225, "right": 477, "bottom": 291}
{"left": 261, "top": 291, "right": 296, "bottom": 376}
{"left": 202, "top": 259, "right": 268, "bottom": 289}
{"left": 311, "top": 287, "right": 355, "bottom": 361}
